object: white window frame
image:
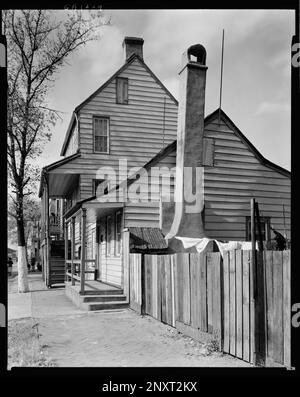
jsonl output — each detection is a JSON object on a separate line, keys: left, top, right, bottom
{"left": 93, "top": 116, "right": 110, "bottom": 154}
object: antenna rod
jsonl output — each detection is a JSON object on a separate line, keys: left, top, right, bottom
{"left": 218, "top": 29, "right": 225, "bottom": 125}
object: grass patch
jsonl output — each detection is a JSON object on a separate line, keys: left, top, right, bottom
{"left": 8, "top": 318, "right": 56, "bottom": 368}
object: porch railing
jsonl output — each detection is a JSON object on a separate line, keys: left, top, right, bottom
{"left": 65, "top": 259, "right": 96, "bottom": 294}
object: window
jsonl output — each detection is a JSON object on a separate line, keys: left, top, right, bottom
{"left": 115, "top": 211, "right": 122, "bottom": 256}
{"left": 246, "top": 216, "right": 271, "bottom": 241}
{"left": 94, "top": 117, "right": 109, "bottom": 153}
{"left": 93, "top": 179, "right": 104, "bottom": 196}
{"left": 116, "top": 77, "right": 128, "bottom": 104}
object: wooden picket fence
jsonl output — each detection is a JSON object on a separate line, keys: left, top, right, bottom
{"left": 129, "top": 249, "right": 291, "bottom": 367}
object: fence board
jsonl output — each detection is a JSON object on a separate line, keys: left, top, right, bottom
{"left": 171, "top": 255, "right": 176, "bottom": 327}
{"left": 236, "top": 250, "right": 243, "bottom": 359}
{"left": 157, "top": 255, "right": 162, "bottom": 321}
{"left": 213, "top": 253, "right": 222, "bottom": 345}
{"left": 161, "top": 256, "right": 167, "bottom": 324}
{"left": 176, "top": 254, "right": 184, "bottom": 323}
{"left": 265, "top": 250, "right": 274, "bottom": 360}
{"left": 152, "top": 255, "right": 158, "bottom": 319}
{"left": 166, "top": 256, "right": 173, "bottom": 326}
{"left": 283, "top": 250, "right": 291, "bottom": 368}
{"left": 199, "top": 253, "right": 207, "bottom": 333}
{"left": 242, "top": 250, "right": 250, "bottom": 362}
{"left": 207, "top": 255, "right": 213, "bottom": 333}
{"left": 273, "top": 251, "right": 283, "bottom": 364}
{"left": 190, "top": 254, "right": 198, "bottom": 329}
{"left": 256, "top": 251, "right": 266, "bottom": 363}
{"left": 249, "top": 250, "right": 255, "bottom": 364}
{"left": 229, "top": 250, "right": 236, "bottom": 356}
{"left": 223, "top": 251, "right": 230, "bottom": 353}
{"left": 182, "top": 254, "right": 191, "bottom": 325}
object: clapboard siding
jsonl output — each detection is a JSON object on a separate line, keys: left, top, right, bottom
{"left": 122, "top": 113, "right": 290, "bottom": 240}
{"left": 202, "top": 115, "right": 290, "bottom": 240}
{"left": 123, "top": 152, "right": 176, "bottom": 228}
{"left": 78, "top": 58, "right": 178, "bottom": 173}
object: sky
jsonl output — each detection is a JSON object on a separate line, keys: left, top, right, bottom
{"left": 42, "top": 9, "right": 294, "bottom": 171}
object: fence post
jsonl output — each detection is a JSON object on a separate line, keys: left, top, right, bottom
{"left": 141, "top": 254, "right": 146, "bottom": 314}
{"left": 255, "top": 201, "right": 267, "bottom": 366}
{"left": 250, "top": 198, "right": 257, "bottom": 365}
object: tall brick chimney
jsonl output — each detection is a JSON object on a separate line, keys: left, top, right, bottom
{"left": 165, "top": 44, "right": 207, "bottom": 245}
{"left": 123, "top": 37, "right": 144, "bottom": 61}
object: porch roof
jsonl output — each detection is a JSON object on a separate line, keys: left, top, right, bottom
{"left": 38, "top": 152, "right": 81, "bottom": 198}
{"left": 64, "top": 195, "right": 124, "bottom": 223}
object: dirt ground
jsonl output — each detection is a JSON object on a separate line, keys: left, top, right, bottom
{"left": 8, "top": 273, "right": 252, "bottom": 368}
{"left": 36, "top": 310, "right": 252, "bottom": 367}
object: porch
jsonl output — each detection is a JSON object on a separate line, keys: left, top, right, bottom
{"left": 63, "top": 198, "right": 129, "bottom": 310}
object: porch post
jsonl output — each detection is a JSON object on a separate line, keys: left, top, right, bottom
{"left": 64, "top": 220, "right": 68, "bottom": 282}
{"left": 71, "top": 216, "right": 75, "bottom": 286}
{"left": 80, "top": 207, "right": 87, "bottom": 295}
{"left": 123, "top": 229, "right": 130, "bottom": 300}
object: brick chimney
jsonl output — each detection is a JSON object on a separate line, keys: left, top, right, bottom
{"left": 165, "top": 44, "right": 207, "bottom": 244}
{"left": 123, "top": 37, "right": 144, "bottom": 61}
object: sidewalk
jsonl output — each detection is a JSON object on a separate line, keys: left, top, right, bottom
{"left": 8, "top": 273, "right": 252, "bottom": 367}
{"left": 8, "top": 273, "right": 84, "bottom": 320}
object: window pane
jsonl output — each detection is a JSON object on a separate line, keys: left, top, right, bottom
{"left": 94, "top": 118, "right": 108, "bottom": 136}
{"left": 95, "top": 136, "right": 107, "bottom": 152}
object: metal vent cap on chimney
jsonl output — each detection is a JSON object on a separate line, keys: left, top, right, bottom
{"left": 122, "top": 37, "right": 144, "bottom": 61}
{"left": 181, "top": 43, "right": 207, "bottom": 70}
{"left": 187, "top": 44, "right": 206, "bottom": 65}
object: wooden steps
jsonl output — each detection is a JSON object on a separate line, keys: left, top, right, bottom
{"left": 65, "top": 281, "right": 129, "bottom": 311}
{"left": 81, "top": 300, "right": 129, "bottom": 311}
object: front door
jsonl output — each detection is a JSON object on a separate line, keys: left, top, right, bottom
{"left": 97, "top": 221, "right": 107, "bottom": 281}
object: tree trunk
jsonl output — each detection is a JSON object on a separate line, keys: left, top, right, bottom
{"left": 17, "top": 210, "right": 29, "bottom": 293}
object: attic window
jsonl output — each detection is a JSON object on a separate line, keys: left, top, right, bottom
{"left": 116, "top": 77, "right": 128, "bottom": 104}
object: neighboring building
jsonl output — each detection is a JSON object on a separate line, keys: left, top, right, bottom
{"left": 39, "top": 38, "right": 291, "bottom": 309}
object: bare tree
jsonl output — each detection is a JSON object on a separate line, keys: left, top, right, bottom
{"left": 4, "top": 9, "right": 110, "bottom": 292}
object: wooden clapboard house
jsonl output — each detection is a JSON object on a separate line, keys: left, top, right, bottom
{"left": 39, "top": 38, "right": 290, "bottom": 311}
{"left": 39, "top": 37, "right": 178, "bottom": 291}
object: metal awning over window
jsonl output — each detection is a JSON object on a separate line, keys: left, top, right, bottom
{"left": 129, "top": 227, "right": 168, "bottom": 252}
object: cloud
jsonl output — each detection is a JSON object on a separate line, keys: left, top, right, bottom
{"left": 256, "top": 101, "right": 290, "bottom": 115}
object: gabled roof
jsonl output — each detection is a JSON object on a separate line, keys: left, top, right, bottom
{"left": 100, "top": 108, "right": 290, "bottom": 201}
{"left": 60, "top": 54, "right": 178, "bottom": 156}
{"left": 207, "top": 109, "right": 291, "bottom": 178}
{"left": 139, "top": 108, "right": 290, "bottom": 178}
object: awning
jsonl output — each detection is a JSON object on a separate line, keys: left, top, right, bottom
{"left": 129, "top": 227, "right": 168, "bottom": 252}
